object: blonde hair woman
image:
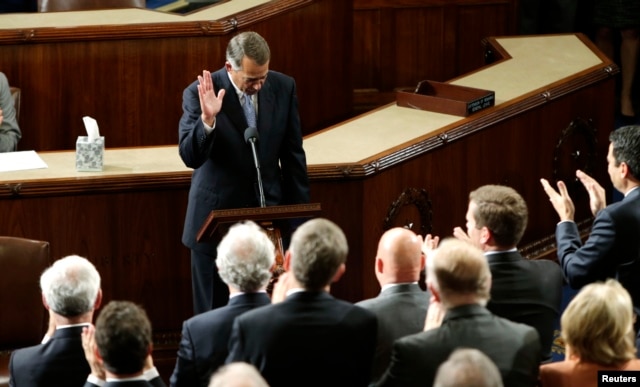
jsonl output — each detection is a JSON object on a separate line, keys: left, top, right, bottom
{"left": 539, "top": 279, "right": 640, "bottom": 386}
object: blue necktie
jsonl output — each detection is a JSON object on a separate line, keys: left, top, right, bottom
{"left": 243, "top": 93, "right": 257, "bottom": 128}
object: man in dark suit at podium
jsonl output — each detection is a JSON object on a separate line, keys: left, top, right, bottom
{"left": 178, "top": 31, "right": 310, "bottom": 314}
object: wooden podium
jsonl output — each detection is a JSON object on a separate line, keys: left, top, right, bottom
{"left": 196, "top": 203, "right": 322, "bottom": 290}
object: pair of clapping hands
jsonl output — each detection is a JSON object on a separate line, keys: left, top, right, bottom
{"left": 418, "top": 169, "right": 606, "bottom": 333}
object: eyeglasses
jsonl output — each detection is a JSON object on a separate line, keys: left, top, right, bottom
{"left": 235, "top": 69, "right": 268, "bottom": 86}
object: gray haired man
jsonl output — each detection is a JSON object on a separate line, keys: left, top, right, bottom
{"left": 170, "top": 221, "right": 276, "bottom": 387}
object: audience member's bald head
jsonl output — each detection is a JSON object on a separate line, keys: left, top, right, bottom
{"left": 434, "top": 348, "right": 503, "bottom": 387}
{"left": 426, "top": 238, "right": 491, "bottom": 308}
{"left": 209, "top": 362, "right": 269, "bottom": 387}
{"left": 375, "top": 227, "right": 424, "bottom": 286}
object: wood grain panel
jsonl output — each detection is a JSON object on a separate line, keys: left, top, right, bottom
{"left": 393, "top": 7, "right": 447, "bottom": 87}
{"left": 353, "top": 0, "right": 517, "bottom": 111}
{"left": 353, "top": 9, "right": 380, "bottom": 89}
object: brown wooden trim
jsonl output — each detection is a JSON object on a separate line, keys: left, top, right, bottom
{"left": 354, "top": 0, "right": 513, "bottom": 10}
{"left": 0, "top": 0, "right": 312, "bottom": 44}
{"left": 0, "top": 172, "right": 192, "bottom": 199}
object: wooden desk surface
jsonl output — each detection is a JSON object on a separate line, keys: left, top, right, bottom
{"left": 0, "top": 146, "right": 190, "bottom": 183}
{"left": 0, "top": 0, "right": 270, "bottom": 28}
{"left": 304, "top": 34, "right": 605, "bottom": 166}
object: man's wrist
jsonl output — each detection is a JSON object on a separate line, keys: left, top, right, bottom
{"left": 202, "top": 116, "right": 216, "bottom": 128}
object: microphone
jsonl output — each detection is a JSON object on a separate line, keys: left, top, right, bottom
{"left": 244, "top": 126, "right": 259, "bottom": 144}
{"left": 244, "top": 127, "right": 266, "bottom": 208}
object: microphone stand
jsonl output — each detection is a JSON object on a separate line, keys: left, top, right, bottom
{"left": 244, "top": 127, "right": 266, "bottom": 208}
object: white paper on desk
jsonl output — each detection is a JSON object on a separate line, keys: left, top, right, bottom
{"left": 82, "top": 116, "right": 100, "bottom": 143}
{"left": 0, "top": 150, "right": 49, "bottom": 172}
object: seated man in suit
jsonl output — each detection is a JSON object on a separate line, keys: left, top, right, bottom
{"left": 377, "top": 238, "right": 541, "bottom": 387}
{"left": 226, "top": 218, "right": 377, "bottom": 387}
{"left": 356, "top": 227, "right": 429, "bottom": 383}
{"left": 170, "top": 221, "right": 275, "bottom": 387}
{"left": 443, "top": 184, "right": 564, "bottom": 361}
{"left": 208, "top": 363, "right": 268, "bottom": 387}
{"left": 82, "top": 301, "right": 165, "bottom": 387}
{"left": 0, "top": 72, "right": 21, "bottom": 152}
{"left": 434, "top": 348, "right": 503, "bottom": 387}
{"left": 9, "top": 255, "right": 101, "bottom": 387}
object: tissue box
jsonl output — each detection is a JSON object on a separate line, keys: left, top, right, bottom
{"left": 76, "top": 136, "right": 104, "bottom": 171}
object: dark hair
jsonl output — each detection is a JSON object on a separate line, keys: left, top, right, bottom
{"left": 609, "top": 126, "right": 640, "bottom": 180}
{"left": 290, "top": 218, "right": 348, "bottom": 290}
{"left": 95, "top": 301, "right": 151, "bottom": 375}
{"left": 469, "top": 185, "right": 528, "bottom": 247}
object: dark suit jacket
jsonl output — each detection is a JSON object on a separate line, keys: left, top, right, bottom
{"left": 356, "top": 283, "right": 429, "bottom": 382}
{"left": 226, "top": 291, "right": 377, "bottom": 387}
{"left": 169, "top": 292, "right": 271, "bottom": 387}
{"left": 9, "top": 326, "right": 90, "bottom": 387}
{"left": 179, "top": 67, "right": 310, "bottom": 253}
{"left": 486, "top": 250, "right": 564, "bottom": 361}
{"left": 556, "top": 188, "right": 640, "bottom": 312}
{"left": 376, "top": 304, "right": 541, "bottom": 387}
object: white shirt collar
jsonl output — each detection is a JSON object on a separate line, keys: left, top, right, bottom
{"left": 381, "top": 282, "right": 418, "bottom": 292}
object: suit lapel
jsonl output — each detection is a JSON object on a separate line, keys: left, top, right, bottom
{"left": 257, "top": 76, "right": 275, "bottom": 134}
{"left": 214, "top": 68, "right": 246, "bottom": 134}
{"left": 256, "top": 76, "right": 275, "bottom": 160}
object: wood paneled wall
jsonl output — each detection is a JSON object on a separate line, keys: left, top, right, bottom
{"left": 0, "top": 0, "right": 520, "bottom": 150}
{"left": 353, "top": 0, "right": 517, "bottom": 111}
{"left": 0, "top": 0, "right": 353, "bottom": 151}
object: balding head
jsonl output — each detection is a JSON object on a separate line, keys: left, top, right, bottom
{"left": 375, "top": 227, "right": 425, "bottom": 286}
{"left": 426, "top": 238, "right": 491, "bottom": 308}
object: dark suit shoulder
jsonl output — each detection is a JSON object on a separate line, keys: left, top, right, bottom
{"left": 186, "top": 294, "right": 270, "bottom": 328}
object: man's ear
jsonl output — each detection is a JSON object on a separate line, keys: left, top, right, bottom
{"left": 94, "top": 344, "right": 103, "bottom": 363}
{"left": 41, "top": 293, "right": 50, "bottom": 310}
{"left": 480, "top": 226, "right": 492, "bottom": 245}
{"left": 331, "top": 263, "right": 346, "bottom": 283}
{"left": 224, "top": 61, "right": 233, "bottom": 72}
{"left": 94, "top": 289, "right": 103, "bottom": 310}
{"left": 376, "top": 257, "right": 384, "bottom": 274}
{"left": 283, "top": 250, "right": 292, "bottom": 272}
{"left": 419, "top": 253, "right": 426, "bottom": 271}
{"left": 621, "top": 161, "right": 630, "bottom": 179}
{"left": 427, "top": 281, "right": 441, "bottom": 303}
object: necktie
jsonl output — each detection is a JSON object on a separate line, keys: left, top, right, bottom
{"left": 243, "top": 93, "right": 257, "bottom": 128}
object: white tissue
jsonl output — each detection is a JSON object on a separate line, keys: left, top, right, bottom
{"left": 82, "top": 116, "right": 100, "bottom": 143}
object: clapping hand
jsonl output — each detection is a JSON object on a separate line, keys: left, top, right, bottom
{"left": 575, "top": 169, "right": 606, "bottom": 216}
{"left": 82, "top": 324, "right": 105, "bottom": 380}
{"left": 540, "top": 178, "right": 575, "bottom": 222}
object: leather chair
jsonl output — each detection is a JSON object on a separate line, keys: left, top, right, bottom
{"left": 9, "top": 87, "right": 19, "bottom": 125}
{"left": 38, "top": 0, "right": 145, "bottom": 12}
{"left": 0, "top": 237, "right": 51, "bottom": 387}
